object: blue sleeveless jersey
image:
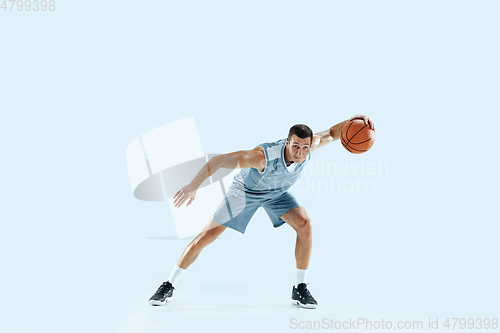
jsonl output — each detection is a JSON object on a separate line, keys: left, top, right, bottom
{"left": 228, "top": 138, "right": 311, "bottom": 198}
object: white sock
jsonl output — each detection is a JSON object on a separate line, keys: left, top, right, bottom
{"left": 168, "top": 265, "right": 185, "bottom": 286}
{"left": 296, "top": 268, "right": 307, "bottom": 287}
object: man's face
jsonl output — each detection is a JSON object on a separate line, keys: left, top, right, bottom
{"left": 286, "top": 135, "right": 311, "bottom": 164}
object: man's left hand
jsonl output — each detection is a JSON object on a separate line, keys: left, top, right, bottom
{"left": 349, "top": 114, "right": 375, "bottom": 131}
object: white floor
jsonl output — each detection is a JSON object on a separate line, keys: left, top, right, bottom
{"left": 2, "top": 205, "right": 499, "bottom": 333}
{"left": 120, "top": 233, "right": 334, "bottom": 333}
{"left": 122, "top": 292, "right": 316, "bottom": 333}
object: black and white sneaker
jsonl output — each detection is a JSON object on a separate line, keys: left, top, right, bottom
{"left": 291, "top": 283, "right": 318, "bottom": 309}
{"left": 149, "top": 281, "right": 175, "bottom": 306}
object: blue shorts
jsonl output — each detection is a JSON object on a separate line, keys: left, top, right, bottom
{"left": 212, "top": 190, "right": 300, "bottom": 234}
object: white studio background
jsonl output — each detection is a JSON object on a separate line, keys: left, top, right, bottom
{"left": 1, "top": 1, "right": 499, "bottom": 333}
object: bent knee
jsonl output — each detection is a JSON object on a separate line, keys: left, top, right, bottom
{"left": 295, "top": 218, "right": 312, "bottom": 233}
{"left": 195, "top": 229, "right": 218, "bottom": 246}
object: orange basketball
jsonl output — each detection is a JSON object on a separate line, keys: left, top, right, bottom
{"left": 340, "top": 119, "right": 375, "bottom": 154}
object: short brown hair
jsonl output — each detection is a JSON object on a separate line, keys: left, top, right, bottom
{"left": 288, "top": 124, "right": 313, "bottom": 144}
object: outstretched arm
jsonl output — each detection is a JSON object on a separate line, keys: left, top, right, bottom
{"left": 311, "top": 114, "right": 375, "bottom": 152}
{"left": 173, "top": 147, "right": 266, "bottom": 207}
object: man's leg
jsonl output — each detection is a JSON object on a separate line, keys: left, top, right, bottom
{"left": 149, "top": 217, "right": 226, "bottom": 305}
{"left": 176, "top": 217, "right": 227, "bottom": 269}
{"left": 280, "top": 207, "right": 312, "bottom": 270}
{"left": 280, "top": 206, "right": 318, "bottom": 309}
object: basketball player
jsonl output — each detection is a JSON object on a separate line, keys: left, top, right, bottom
{"left": 148, "top": 114, "right": 375, "bottom": 309}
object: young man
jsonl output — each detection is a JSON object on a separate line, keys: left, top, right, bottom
{"left": 149, "top": 115, "right": 375, "bottom": 309}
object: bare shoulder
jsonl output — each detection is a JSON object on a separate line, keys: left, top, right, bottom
{"left": 310, "top": 130, "right": 334, "bottom": 152}
{"left": 227, "top": 146, "right": 266, "bottom": 171}
{"left": 245, "top": 146, "right": 266, "bottom": 171}
{"left": 310, "top": 134, "right": 321, "bottom": 153}
{"left": 252, "top": 146, "right": 265, "bottom": 157}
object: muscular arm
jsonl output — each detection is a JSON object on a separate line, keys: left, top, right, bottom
{"left": 173, "top": 147, "right": 266, "bottom": 207}
{"left": 310, "top": 119, "right": 350, "bottom": 152}
{"left": 310, "top": 115, "right": 375, "bottom": 152}
{"left": 189, "top": 147, "right": 266, "bottom": 188}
